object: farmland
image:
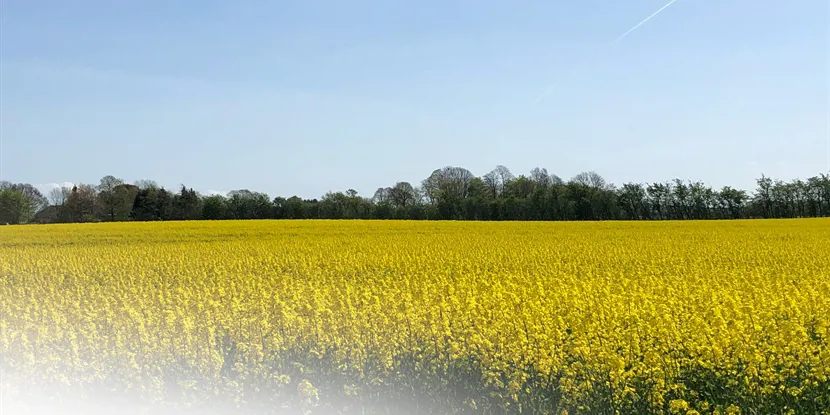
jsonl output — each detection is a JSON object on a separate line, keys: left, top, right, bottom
{"left": 1, "top": 220, "right": 828, "bottom": 414}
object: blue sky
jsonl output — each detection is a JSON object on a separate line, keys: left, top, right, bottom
{"left": 1, "top": 0, "right": 828, "bottom": 198}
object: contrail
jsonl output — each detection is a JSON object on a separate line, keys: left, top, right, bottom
{"left": 534, "top": 0, "right": 680, "bottom": 104}
{"left": 610, "top": 0, "right": 678, "bottom": 46}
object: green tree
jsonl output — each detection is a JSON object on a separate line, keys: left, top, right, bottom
{"left": 173, "top": 186, "right": 203, "bottom": 220}
{"left": 0, "top": 182, "right": 49, "bottom": 224}
{"left": 202, "top": 195, "right": 229, "bottom": 220}
{"left": 618, "top": 183, "right": 648, "bottom": 220}
{"left": 716, "top": 186, "right": 747, "bottom": 219}
{"left": 64, "top": 184, "right": 100, "bottom": 222}
{"left": 131, "top": 186, "right": 173, "bottom": 221}
{"left": 98, "top": 175, "right": 127, "bottom": 221}
{"left": 0, "top": 187, "right": 34, "bottom": 224}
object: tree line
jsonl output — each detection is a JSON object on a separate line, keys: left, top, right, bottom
{"left": 2, "top": 166, "right": 829, "bottom": 225}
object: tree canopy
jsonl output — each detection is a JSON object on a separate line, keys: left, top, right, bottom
{"left": 5, "top": 167, "right": 830, "bottom": 225}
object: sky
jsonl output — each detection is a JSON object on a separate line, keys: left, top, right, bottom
{"left": 1, "top": 0, "right": 828, "bottom": 199}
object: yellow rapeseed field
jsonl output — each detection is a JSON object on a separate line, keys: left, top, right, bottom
{"left": 1, "top": 220, "right": 828, "bottom": 414}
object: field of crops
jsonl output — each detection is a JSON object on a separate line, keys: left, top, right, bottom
{"left": 1, "top": 220, "right": 828, "bottom": 414}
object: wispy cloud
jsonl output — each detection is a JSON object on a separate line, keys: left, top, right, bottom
{"left": 3, "top": 60, "right": 220, "bottom": 90}
{"left": 203, "top": 190, "right": 227, "bottom": 197}
{"left": 36, "top": 182, "right": 74, "bottom": 195}
{"left": 2, "top": 59, "right": 329, "bottom": 100}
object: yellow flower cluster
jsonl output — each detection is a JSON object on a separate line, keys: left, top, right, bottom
{"left": 1, "top": 219, "right": 828, "bottom": 414}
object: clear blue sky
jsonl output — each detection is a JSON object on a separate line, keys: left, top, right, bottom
{"left": 1, "top": 0, "right": 828, "bottom": 198}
